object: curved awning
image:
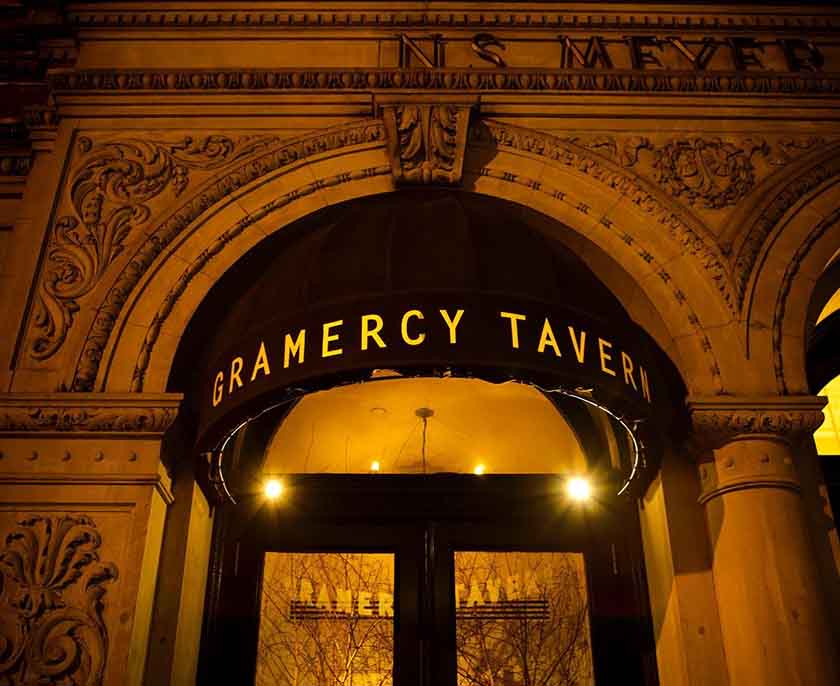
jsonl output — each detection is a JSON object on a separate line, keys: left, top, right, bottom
{"left": 189, "top": 191, "right": 680, "bottom": 454}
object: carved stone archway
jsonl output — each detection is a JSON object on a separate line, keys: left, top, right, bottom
{"left": 17, "top": 115, "right": 750, "bottom": 401}
{"left": 741, "top": 174, "right": 840, "bottom": 394}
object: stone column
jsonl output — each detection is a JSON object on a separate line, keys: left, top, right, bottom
{"left": 689, "top": 396, "right": 839, "bottom": 686}
{"left": 0, "top": 392, "right": 182, "bottom": 686}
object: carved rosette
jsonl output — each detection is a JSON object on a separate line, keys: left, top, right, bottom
{"left": 0, "top": 515, "right": 118, "bottom": 685}
{"left": 0, "top": 393, "right": 182, "bottom": 436}
{"left": 688, "top": 396, "right": 826, "bottom": 503}
{"left": 382, "top": 103, "right": 472, "bottom": 185}
{"left": 651, "top": 137, "right": 768, "bottom": 209}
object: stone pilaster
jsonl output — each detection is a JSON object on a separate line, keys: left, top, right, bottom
{"left": 688, "top": 395, "right": 839, "bottom": 686}
{"left": 0, "top": 392, "right": 182, "bottom": 686}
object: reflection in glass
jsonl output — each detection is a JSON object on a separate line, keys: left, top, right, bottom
{"left": 455, "top": 551, "right": 593, "bottom": 686}
{"left": 257, "top": 553, "right": 394, "bottom": 686}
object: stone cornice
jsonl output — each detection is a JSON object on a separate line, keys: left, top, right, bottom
{"left": 48, "top": 68, "right": 840, "bottom": 98}
{"left": 0, "top": 393, "right": 183, "bottom": 436}
{"left": 65, "top": 7, "right": 840, "bottom": 34}
{"left": 688, "top": 395, "right": 826, "bottom": 447}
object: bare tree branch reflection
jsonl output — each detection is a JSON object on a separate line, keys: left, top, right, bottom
{"left": 455, "top": 552, "right": 593, "bottom": 686}
{"left": 256, "top": 551, "right": 592, "bottom": 686}
{"left": 257, "top": 553, "right": 394, "bottom": 686}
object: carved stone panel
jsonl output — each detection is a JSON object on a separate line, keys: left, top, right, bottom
{"left": 26, "top": 134, "right": 281, "bottom": 365}
{"left": 0, "top": 515, "right": 118, "bottom": 685}
{"left": 0, "top": 393, "right": 182, "bottom": 437}
{"left": 382, "top": 104, "right": 471, "bottom": 185}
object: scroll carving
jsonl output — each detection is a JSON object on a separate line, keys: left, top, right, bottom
{"left": 383, "top": 104, "right": 471, "bottom": 185}
{"left": 0, "top": 515, "right": 118, "bottom": 685}
{"left": 29, "top": 134, "right": 278, "bottom": 362}
{"left": 0, "top": 406, "right": 177, "bottom": 434}
{"left": 70, "top": 121, "right": 385, "bottom": 391}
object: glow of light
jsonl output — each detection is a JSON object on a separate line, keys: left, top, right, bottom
{"left": 370, "top": 460, "right": 381, "bottom": 472}
{"left": 264, "top": 478, "right": 284, "bottom": 501}
{"left": 566, "top": 476, "right": 592, "bottom": 503}
{"left": 473, "top": 464, "right": 486, "bottom": 476}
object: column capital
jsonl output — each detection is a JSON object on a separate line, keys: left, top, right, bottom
{"left": 687, "top": 395, "right": 826, "bottom": 449}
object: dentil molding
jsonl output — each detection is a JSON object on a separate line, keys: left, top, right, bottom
{"left": 0, "top": 393, "right": 183, "bottom": 436}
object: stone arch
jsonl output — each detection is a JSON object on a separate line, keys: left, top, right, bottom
{"left": 742, "top": 173, "right": 840, "bottom": 395}
{"left": 69, "top": 119, "right": 737, "bottom": 398}
{"left": 733, "top": 141, "right": 840, "bottom": 310}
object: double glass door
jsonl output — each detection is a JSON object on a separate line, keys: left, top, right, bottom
{"left": 200, "top": 476, "right": 657, "bottom": 686}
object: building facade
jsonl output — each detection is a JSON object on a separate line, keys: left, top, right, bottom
{"left": 1, "top": 2, "right": 839, "bottom": 685}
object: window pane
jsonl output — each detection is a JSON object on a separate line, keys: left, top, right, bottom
{"left": 257, "top": 552, "right": 395, "bottom": 686}
{"left": 454, "top": 551, "right": 594, "bottom": 686}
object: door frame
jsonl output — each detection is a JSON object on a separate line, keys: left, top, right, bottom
{"left": 198, "top": 474, "right": 658, "bottom": 686}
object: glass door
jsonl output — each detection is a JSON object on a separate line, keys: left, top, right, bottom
{"left": 257, "top": 551, "right": 397, "bottom": 685}
{"left": 431, "top": 520, "right": 654, "bottom": 686}
{"left": 203, "top": 476, "right": 656, "bottom": 686}
{"left": 453, "top": 550, "right": 593, "bottom": 685}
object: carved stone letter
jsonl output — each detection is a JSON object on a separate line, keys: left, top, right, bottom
{"left": 382, "top": 104, "right": 472, "bottom": 185}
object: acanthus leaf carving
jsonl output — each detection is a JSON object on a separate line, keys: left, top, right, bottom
{"left": 688, "top": 396, "right": 826, "bottom": 449}
{"left": 651, "top": 137, "right": 769, "bottom": 209}
{"left": 69, "top": 121, "right": 386, "bottom": 392}
{"left": 29, "top": 134, "right": 280, "bottom": 362}
{"left": 383, "top": 104, "right": 471, "bottom": 185}
{"left": 0, "top": 515, "right": 118, "bottom": 686}
{"left": 0, "top": 393, "right": 182, "bottom": 435}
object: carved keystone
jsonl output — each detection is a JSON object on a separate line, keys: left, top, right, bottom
{"left": 382, "top": 103, "right": 472, "bottom": 185}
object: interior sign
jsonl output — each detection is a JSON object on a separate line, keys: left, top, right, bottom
{"left": 290, "top": 572, "right": 549, "bottom": 621}
{"left": 199, "top": 293, "right": 661, "bottom": 449}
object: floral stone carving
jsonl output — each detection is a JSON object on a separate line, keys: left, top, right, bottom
{"left": 382, "top": 103, "right": 472, "bottom": 185}
{"left": 0, "top": 393, "right": 181, "bottom": 436}
{"left": 651, "top": 137, "right": 768, "bottom": 209}
{"left": 0, "top": 515, "right": 118, "bottom": 685}
{"left": 28, "top": 134, "right": 279, "bottom": 362}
